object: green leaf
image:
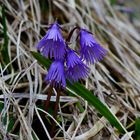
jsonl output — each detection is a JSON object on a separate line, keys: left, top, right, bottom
{"left": 31, "top": 51, "right": 126, "bottom": 133}
{"left": 110, "top": 0, "right": 116, "bottom": 5}
{"left": 76, "top": 102, "right": 85, "bottom": 113}
{"left": 0, "top": 102, "right": 4, "bottom": 112}
{"left": 31, "top": 51, "right": 51, "bottom": 68}
{"left": 67, "top": 82, "right": 126, "bottom": 133}
{"left": 135, "top": 118, "right": 140, "bottom": 140}
{"left": 1, "top": 6, "right": 10, "bottom": 66}
{"left": 8, "top": 116, "right": 15, "bottom": 132}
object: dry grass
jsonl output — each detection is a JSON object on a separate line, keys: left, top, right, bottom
{"left": 0, "top": 0, "right": 140, "bottom": 139}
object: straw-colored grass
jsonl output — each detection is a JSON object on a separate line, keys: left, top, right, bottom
{"left": 0, "top": 0, "right": 140, "bottom": 139}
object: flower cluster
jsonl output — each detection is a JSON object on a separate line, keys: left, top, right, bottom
{"left": 37, "top": 22, "right": 107, "bottom": 88}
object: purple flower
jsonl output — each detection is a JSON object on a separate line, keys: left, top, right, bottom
{"left": 45, "top": 60, "right": 66, "bottom": 87}
{"left": 37, "top": 22, "right": 66, "bottom": 59}
{"left": 66, "top": 49, "right": 89, "bottom": 82}
{"left": 79, "top": 29, "right": 107, "bottom": 64}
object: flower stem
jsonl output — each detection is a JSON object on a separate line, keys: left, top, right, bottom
{"left": 45, "top": 85, "right": 53, "bottom": 112}
{"left": 50, "top": 88, "right": 61, "bottom": 138}
{"left": 66, "top": 26, "right": 80, "bottom": 43}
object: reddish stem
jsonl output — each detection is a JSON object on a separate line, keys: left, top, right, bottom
{"left": 50, "top": 88, "right": 61, "bottom": 138}
{"left": 66, "top": 26, "right": 80, "bottom": 43}
{"left": 45, "top": 85, "right": 53, "bottom": 112}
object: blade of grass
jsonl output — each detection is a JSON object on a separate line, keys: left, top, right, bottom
{"left": 31, "top": 51, "right": 51, "bottom": 67}
{"left": 67, "top": 82, "right": 126, "bottom": 133}
{"left": 109, "top": 0, "right": 116, "bottom": 5}
{"left": 1, "top": 6, "right": 10, "bottom": 66}
{"left": 135, "top": 118, "right": 140, "bottom": 140}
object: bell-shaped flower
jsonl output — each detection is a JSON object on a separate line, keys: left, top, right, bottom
{"left": 45, "top": 60, "right": 66, "bottom": 88}
{"left": 37, "top": 22, "right": 66, "bottom": 59}
{"left": 79, "top": 29, "right": 107, "bottom": 64}
{"left": 66, "top": 49, "right": 89, "bottom": 82}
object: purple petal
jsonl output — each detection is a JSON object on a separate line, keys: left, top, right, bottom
{"left": 66, "top": 49, "right": 89, "bottom": 82}
{"left": 80, "top": 29, "right": 107, "bottom": 64}
{"left": 45, "top": 60, "right": 66, "bottom": 88}
{"left": 36, "top": 22, "right": 66, "bottom": 59}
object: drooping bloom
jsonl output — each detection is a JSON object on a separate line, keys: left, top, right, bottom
{"left": 79, "top": 29, "right": 107, "bottom": 64}
{"left": 37, "top": 22, "right": 66, "bottom": 59}
{"left": 66, "top": 49, "right": 89, "bottom": 82}
{"left": 45, "top": 60, "right": 66, "bottom": 87}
